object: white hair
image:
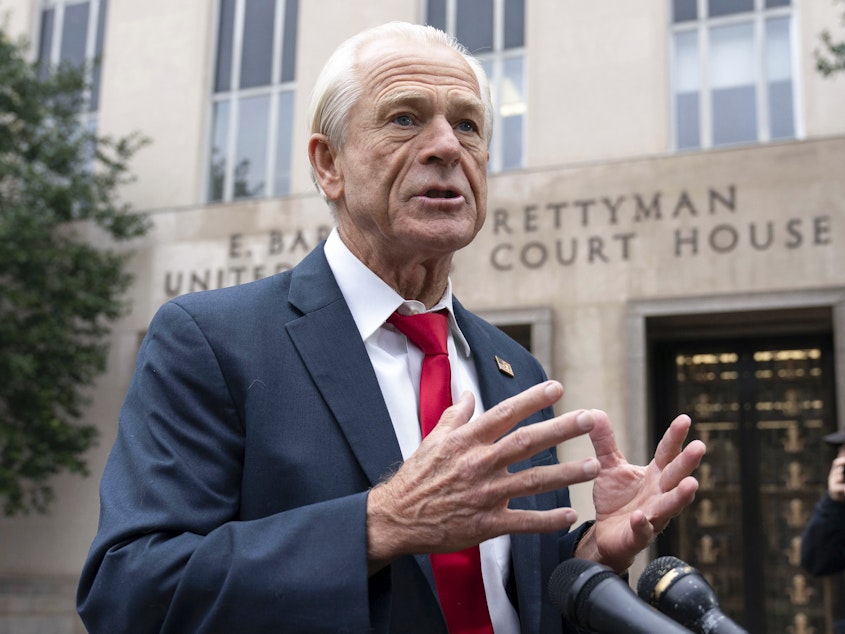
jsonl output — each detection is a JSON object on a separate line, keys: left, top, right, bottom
{"left": 308, "top": 21, "right": 494, "bottom": 200}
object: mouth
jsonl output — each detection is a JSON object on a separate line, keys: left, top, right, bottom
{"left": 423, "top": 189, "right": 460, "bottom": 199}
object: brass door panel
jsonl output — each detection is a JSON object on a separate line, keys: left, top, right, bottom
{"left": 653, "top": 336, "right": 841, "bottom": 633}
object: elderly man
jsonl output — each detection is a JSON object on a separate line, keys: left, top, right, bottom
{"left": 78, "top": 22, "right": 704, "bottom": 633}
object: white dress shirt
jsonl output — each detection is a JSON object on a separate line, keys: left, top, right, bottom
{"left": 324, "top": 229, "right": 519, "bottom": 633}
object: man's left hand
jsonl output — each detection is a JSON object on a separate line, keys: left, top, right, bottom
{"left": 573, "top": 410, "right": 706, "bottom": 573}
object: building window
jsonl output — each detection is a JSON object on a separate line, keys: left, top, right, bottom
{"left": 37, "top": 0, "right": 108, "bottom": 115}
{"left": 425, "top": 0, "right": 525, "bottom": 172}
{"left": 208, "top": 0, "right": 298, "bottom": 202}
{"left": 670, "top": 0, "right": 796, "bottom": 151}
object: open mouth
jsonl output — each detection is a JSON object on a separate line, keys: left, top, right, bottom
{"left": 425, "top": 189, "right": 460, "bottom": 199}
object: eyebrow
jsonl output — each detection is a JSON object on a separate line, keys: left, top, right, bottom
{"left": 375, "top": 89, "right": 429, "bottom": 119}
{"left": 375, "top": 88, "right": 485, "bottom": 123}
{"left": 446, "top": 92, "right": 486, "bottom": 123}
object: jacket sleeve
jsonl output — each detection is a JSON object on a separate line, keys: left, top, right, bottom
{"left": 76, "top": 300, "right": 375, "bottom": 633}
{"left": 800, "top": 494, "right": 845, "bottom": 576}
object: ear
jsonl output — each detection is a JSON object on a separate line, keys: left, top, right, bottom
{"left": 308, "top": 134, "right": 344, "bottom": 201}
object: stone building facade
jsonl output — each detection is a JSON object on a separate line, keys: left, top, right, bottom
{"left": 1, "top": 0, "right": 844, "bottom": 631}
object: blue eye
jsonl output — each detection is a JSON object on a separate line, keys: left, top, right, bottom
{"left": 457, "top": 120, "right": 478, "bottom": 133}
{"left": 394, "top": 114, "right": 414, "bottom": 126}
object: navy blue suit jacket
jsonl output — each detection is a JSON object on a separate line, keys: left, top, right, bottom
{"left": 77, "top": 243, "right": 581, "bottom": 633}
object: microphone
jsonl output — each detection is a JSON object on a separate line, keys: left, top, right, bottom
{"left": 637, "top": 556, "right": 747, "bottom": 634}
{"left": 547, "top": 558, "right": 692, "bottom": 633}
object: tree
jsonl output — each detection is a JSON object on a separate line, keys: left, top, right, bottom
{"left": 816, "top": 0, "right": 845, "bottom": 76}
{"left": 0, "top": 28, "right": 149, "bottom": 515}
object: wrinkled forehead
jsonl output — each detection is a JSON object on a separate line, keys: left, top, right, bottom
{"left": 356, "top": 36, "right": 483, "bottom": 101}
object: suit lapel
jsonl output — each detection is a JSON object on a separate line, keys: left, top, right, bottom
{"left": 285, "top": 246, "right": 404, "bottom": 488}
{"left": 454, "top": 301, "right": 525, "bottom": 414}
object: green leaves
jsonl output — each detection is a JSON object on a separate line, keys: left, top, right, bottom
{"left": 816, "top": 29, "right": 845, "bottom": 77}
{"left": 816, "top": 1, "right": 845, "bottom": 77}
{"left": 0, "top": 29, "right": 149, "bottom": 515}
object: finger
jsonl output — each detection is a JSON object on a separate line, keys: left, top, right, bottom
{"left": 646, "top": 475, "right": 700, "bottom": 532}
{"left": 659, "top": 439, "right": 706, "bottom": 492}
{"left": 587, "top": 410, "right": 626, "bottom": 467}
{"left": 496, "top": 507, "right": 579, "bottom": 537}
{"left": 653, "top": 414, "right": 693, "bottom": 469}
{"left": 464, "top": 380, "right": 564, "bottom": 444}
{"left": 628, "top": 509, "right": 654, "bottom": 552}
{"left": 490, "top": 408, "right": 594, "bottom": 467}
{"left": 488, "top": 459, "right": 600, "bottom": 502}
{"left": 432, "top": 391, "right": 477, "bottom": 433}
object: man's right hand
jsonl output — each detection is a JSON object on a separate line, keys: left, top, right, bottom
{"left": 365, "top": 380, "right": 599, "bottom": 573}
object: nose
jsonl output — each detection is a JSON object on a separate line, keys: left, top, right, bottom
{"left": 420, "top": 116, "right": 461, "bottom": 166}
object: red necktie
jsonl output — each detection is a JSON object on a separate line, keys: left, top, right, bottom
{"left": 388, "top": 311, "right": 494, "bottom": 634}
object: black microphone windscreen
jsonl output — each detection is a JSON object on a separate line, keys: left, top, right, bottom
{"left": 637, "top": 555, "right": 748, "bottom": 634}
{"left": 548, "top": 558, "right": 693, "bottom": 633}
{"left": 637, "top": 555, "right": 688, "bottom": 601}
{"left": 548, "top": 557, "right": 604, "bottom": 615}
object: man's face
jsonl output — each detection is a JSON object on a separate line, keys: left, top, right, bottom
{"left": 325, "top": 37, "right": 489, "bottom": 268}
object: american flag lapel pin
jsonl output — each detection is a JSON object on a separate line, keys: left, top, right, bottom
{"left": 495, "top": 355, "right": 514, "bottom": 378}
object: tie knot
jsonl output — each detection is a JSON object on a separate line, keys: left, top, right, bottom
{"left": 388, "top": 311, "right": 449, "bottom": 356}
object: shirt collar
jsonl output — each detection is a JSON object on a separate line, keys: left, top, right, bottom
{"left": 324, "top": 229, "right": 471, "bottom": 356}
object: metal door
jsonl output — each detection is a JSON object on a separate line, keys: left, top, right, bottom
{"left": 652, "top": 335, "right": 841, "bottom": 633}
